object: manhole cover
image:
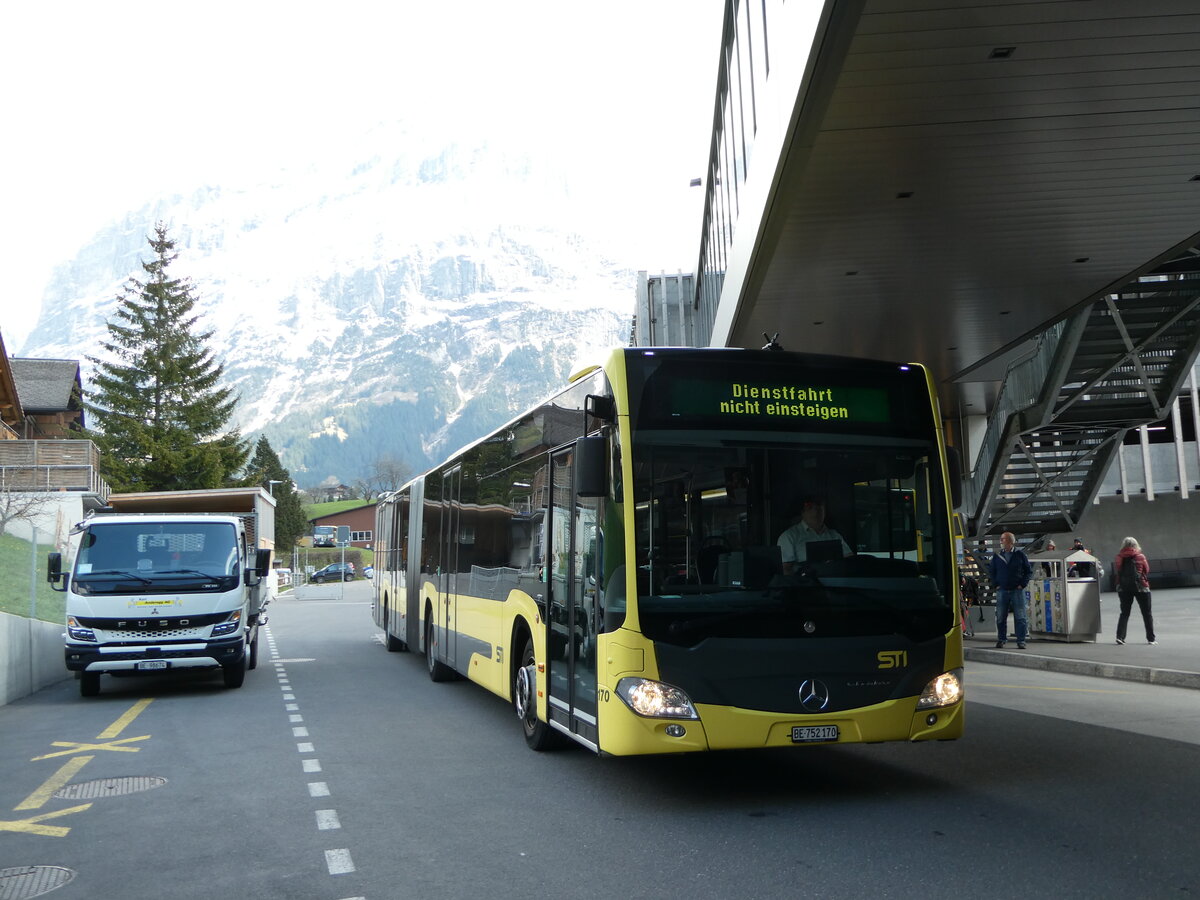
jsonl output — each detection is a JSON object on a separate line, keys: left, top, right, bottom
{"left": 0, "top": 866, "right": 75, "bottom": 900}
{"left": 53, "top": 776, "right": 167, "bottom": 800}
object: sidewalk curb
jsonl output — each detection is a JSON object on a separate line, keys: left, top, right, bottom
{"left": 964, "top": 647, "right": 1200, "bottom": 690}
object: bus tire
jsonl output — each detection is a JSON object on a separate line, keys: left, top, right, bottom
{"left": 425, "top": 616, "right": 453, "bottom": 682}
{"left": 514, "top": 637, "right": 562, "bottom": 751}
{"left": 80, "top": 671, "right": 101, "bottom": 697}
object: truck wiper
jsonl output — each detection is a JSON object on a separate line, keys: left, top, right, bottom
{"left": 156, "top": 569, "right": 221, "bottom": 578}
{"left": 80, "top": 569, "right": 153, "bottom": 584}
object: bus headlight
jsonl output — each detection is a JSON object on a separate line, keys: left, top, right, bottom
{"left": 916, "top": 668, "right": 964, "bottom": 709}
{"left": 615, "top": 677, "right": 699, "bottom": 719}
{"left": 211, "top": 610, "right": 243, "bottom": 638}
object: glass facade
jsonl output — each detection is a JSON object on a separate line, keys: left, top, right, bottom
{"left": 694, "top": 0, "right": 785, "bottom": 345}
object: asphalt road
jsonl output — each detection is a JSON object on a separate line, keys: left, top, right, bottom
{"left": 2, "top": 579, "right": 1198, "bottom": 900}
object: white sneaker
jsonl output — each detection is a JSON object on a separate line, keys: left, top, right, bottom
{"left": 1149, "top": 640, "right": 1158, "bottom": 645}
{"left": 1115, "top": 638, "right": 1125, "bottom": 645}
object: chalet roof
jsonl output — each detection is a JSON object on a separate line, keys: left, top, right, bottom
{"left": 0, "top": 333, "right": 21, "bottom": 428}
{"left": 10, "top": 358, "right": 81, "bottom": 412}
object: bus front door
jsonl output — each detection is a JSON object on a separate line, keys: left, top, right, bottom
{"left": 547, "top": 447, "right": 600, "bottom": 748}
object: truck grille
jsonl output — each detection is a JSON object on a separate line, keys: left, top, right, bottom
{"left": 78, "top": 614, "right": 227, "bottom": 641}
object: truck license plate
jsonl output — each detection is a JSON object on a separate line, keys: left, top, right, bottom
{"left": 791, "top": 725, "right": 839, "bottom": 743}
{"left": 138, "top": 660, "right": 168, "bottom": 671}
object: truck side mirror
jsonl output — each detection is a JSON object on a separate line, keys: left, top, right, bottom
{"left": 47, "top": 552, "right": 67, "bottom": 592}
{"left": 256, "top": 549, "right": 272, "bottom": 578}
{"left": 576, "top": 436, "right": 607, "bottom": 498}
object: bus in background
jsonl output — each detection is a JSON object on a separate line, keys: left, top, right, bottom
{"left": 312, "top": 525, "right": 336, "bottom": 548}
{"left": 373, "top": 347, "right": 964, "bottom": 755}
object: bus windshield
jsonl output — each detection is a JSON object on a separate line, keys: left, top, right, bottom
{"left": 631, "top": 435, "right": 952, "bottom": 646}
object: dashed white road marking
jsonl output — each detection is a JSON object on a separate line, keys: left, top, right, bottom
{"left": 302, "top": 758, "right": 322, "bottom": 773}
{"left": 325, "top": 848, "right": 355, "bottom": 875}
{"left": 286, "top": 703, "right": 299, "bottom": 711}
{"left": 289, "top": 714, "right": 304, "bottom": 723}
{"left": 308, "top": 782, "right": 331, "bottom": 798}
{"left": 293, "top": 727, "right": 310, "bottom": 737}
{"left": 316, "top": 809, "right": 342, "bottom": 830}
{"left": 297, "top": 742, "right": 315, "bottom": 753}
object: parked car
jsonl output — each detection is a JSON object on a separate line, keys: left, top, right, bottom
{"left": 310, "top": 562, "right": 355, "bottom": 583}
{"left": 363, "top": 565, "right": 374, "bottom": 579}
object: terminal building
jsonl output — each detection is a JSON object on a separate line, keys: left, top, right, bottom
{"left": 636, "top": 1, "right": 1200, "bottom": 582}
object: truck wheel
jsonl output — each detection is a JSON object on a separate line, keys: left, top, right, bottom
{"left": 80, "top": 671, "right": 101, "bottom": 697}
{"left": 248, "top": 630, "right": 260, "bottom": 670}
{"left": 425, "top": 617, "right": 453, "bottom": 682}
{"left": 223, "top": 655, "right": 247, "bottom": 689}
{"left": 514, "top": 637, "right": 562, "bottom": 751}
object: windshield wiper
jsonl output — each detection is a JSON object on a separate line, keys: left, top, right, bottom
{"left": 78, "top": 569, "right": 153, "bottom": 584}
{"left": 156, "top": 569, "right": 223, "bottom": 578}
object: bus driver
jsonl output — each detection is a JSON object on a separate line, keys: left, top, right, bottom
{"left": 777, "top": 495, "right": 852, "bottom": 574}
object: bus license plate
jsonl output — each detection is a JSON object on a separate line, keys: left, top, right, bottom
{"left": 138, "top": 660, "right": 168, "bottom": 671}
{"left": 792, "top": 725, "right": 838, "bottom": 743}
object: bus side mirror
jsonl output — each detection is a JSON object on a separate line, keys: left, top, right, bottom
{"left": 47, "top": 552, "right": 67, "bottom": 592}
{"left": 576, "top": 436, "right": 607, "bottom": 498}
{"left": 945, "top": 445, "right": 963, "bottom": 510}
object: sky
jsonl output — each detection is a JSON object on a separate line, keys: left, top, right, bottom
{"left": 0, "top": 0, "right": 724, "bottom": 350}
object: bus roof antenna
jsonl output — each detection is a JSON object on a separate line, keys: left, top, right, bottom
{"left": 762, "top": 332, "right": 784, "bottom": 351}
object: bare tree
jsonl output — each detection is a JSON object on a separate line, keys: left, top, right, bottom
{"left": 369, "top": 455, "right": 411, "bottom": 496}
{"left": 0, "top": 482, "right": 54, "bottom": 539}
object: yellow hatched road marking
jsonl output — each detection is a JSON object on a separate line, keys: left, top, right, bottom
{"left": 97, "top": 697, "right": 154, "bottom": 739}
{"left": 14, "top": 756, "right": 94, "bottom": 810}
{"left": 30, "top": 698, "right": 154, "bottom": 761}
{"left": 8, "top": 698, "right": 156, "bottom": 838}
{"left": 0, "top": 803, "right": 93, "bottom": 837}
{"left": 31, "top": 735, "right": 149, "bottom": 761}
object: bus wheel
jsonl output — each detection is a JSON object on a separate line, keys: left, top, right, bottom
{"left": 425, "top": 617, "right": 453, "bottom": 682}
{"left": 514, "top": 638, "right": 560, "bottom": 751}
{"left": 80, "top": 671, "right": 101, "bottom": 697}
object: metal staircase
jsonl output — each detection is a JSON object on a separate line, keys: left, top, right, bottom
{"left": 964, "top": 253, "right": 1200, "bottom": 538}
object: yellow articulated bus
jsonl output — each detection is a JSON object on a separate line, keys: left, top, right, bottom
{"left": 373, "top": 347, "right": 964, "bottom": 755}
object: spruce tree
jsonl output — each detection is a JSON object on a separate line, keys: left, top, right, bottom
{"left": 87, "top": 222, "right": 247, "bottom": 492}
{"left": 243, "top": 435, "right": 309, "bottom": 552}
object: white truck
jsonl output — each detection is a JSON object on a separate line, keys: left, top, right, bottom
{"left": 48, "top": 512, "right": 272, "bottom": 696}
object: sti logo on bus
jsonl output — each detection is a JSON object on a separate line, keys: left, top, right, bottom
{"left": 877, "top": 650, "right": 908, "bottom": 669}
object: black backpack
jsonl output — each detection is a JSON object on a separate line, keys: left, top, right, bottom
{"left": 1119, "top": 556, "right": 1140, "bottom": 592}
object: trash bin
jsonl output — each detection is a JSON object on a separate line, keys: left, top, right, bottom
{"left": 1027, "top": 549, "right": 1102, "bottom": 642}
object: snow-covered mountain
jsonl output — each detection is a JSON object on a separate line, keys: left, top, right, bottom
{"left": 20, "top": 131, "right": 634, "bottom": 486}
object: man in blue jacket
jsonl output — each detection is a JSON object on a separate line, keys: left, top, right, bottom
{"left": 987, "top": 531, "right": 1033, "bottom": 649}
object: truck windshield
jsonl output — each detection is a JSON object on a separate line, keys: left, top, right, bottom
{"left": 72, "top": 522, "right": 240, "bottom": 595}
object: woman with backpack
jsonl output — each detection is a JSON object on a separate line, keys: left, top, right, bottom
{"left": 1113, "top": 536, "right": 1156, "bottom": 645}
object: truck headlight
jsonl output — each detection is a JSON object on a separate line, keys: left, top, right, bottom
{"left": 916, "top": 668, "right": 964, "bottom": 709}
{"left": 66, "top": 616, "right": 97, "bottom": 642}
{"left": 615, "top": 677, "right": 699, "bottom": 719}
{"left": 211, "top": 610, "right": 243, "bottom": 638}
